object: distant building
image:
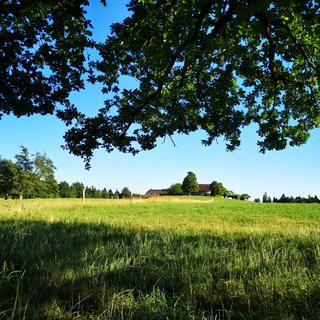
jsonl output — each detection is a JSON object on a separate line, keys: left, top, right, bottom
{"left": 145, "top": 184, "right": 211, "bottom": 197}
{"left": 197, "top": 184, "right": 211, "bottom": 196}
{"left": 145, "top": 189, "right": 169, "bottom": 198}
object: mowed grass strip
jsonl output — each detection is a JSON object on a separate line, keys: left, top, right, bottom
{"left": 0, "top": 197, "right": 320, "bottom": 319}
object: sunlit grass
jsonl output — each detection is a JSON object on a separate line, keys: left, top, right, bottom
{"left": 1, "top": 197, "right": 320, "bottom": 319}
{"left": 1, "top": 197, "right": 320, "bottom": 236}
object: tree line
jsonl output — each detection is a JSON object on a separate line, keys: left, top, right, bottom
{"left": 0, "top": 147, "right": 132, "bottom": 199}
{"left": 59, "top": 183, "right": 132, "bottom": 199}
{"left": 260, "top": 193, "right": 320, "bottom": 204}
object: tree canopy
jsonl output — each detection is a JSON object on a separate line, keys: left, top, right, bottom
{"left": 121, "top": 187, "right": 131, "bottom": 198}
{"left": 168, "top": 183, "right": 183, "bottom": 195}
{"left": 0, "top": 0, "right": 96, "bottom": 118}
{"left": 1, "top": 1, "right": 320, "bottom": 166}
{"left": 210, "top": 181, "right": 228, "bottom": 197}
{"left": 182, "top": 171, "right": 199, "bottom": 194}
{"left": 0, "top": 146, "right": 59, "bottom": 199}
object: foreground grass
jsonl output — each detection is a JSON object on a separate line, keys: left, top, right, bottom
{"left": 0, "top": 197, "right": 320, "bottom": 319}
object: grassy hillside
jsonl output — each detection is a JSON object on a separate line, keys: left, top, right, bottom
{"left": 0, "top": 197, "right": 320, "bottom": 319}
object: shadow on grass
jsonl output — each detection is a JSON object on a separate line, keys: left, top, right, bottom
{"left": 0, "top": 219, "right": 319, "bottom": 319}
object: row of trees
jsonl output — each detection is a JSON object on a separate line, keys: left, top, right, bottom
{"left": 168, "top": 172, "right": 250, "bottom": 200}
{"left": 58, "top": 182, "right": 131, "bottom": 199}
{"left": 0, "top": 147, "right": 132, "bottom": 199}
{"left": 261, "top": 193, "right": 320, "bottom": 204}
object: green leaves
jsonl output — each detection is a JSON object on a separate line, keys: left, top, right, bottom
{"left": 0, "top": 0, "right": 92, "bottom": 117}
{"left": 1, "top": 1, "right": 320, "bottom": 165}
{"left": 182, "top": 172, "right": 199, "bottom": 194}
{"left": 62, "top": 0, "right": 320, "bottom": 165}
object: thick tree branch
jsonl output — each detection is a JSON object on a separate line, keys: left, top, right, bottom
{"left": 256, "top": 12, "right": 287, "bottom": 116}
{"left": 208, "top": 0, "right": 238, "bottom": 37}
{"left": 256, "top": 12, "right": 278, "bottom": 82}
{"left": 119, "top": 0, "right": 239, "bottom": 144}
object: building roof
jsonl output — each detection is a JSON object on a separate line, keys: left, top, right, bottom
{"left": 198, "top": 184, "right": 211, "bottom": 193}
{"left": 145, "top": 184, "right": 211, "bottom": 197}
{"left": 145, "top": 189, "right": 169, "bottom": 197}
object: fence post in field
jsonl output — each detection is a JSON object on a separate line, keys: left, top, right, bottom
{"left": 82, "top": 187, "right": 86, "bottom": 205}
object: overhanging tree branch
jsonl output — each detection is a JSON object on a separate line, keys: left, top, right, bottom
{"left": 256, "top": 12, "right": 278, "bottom": 82}
{"left": 119, "top": 0, "right": 239, "bottom": 143}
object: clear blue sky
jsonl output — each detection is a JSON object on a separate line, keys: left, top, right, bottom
{"left": 1, "top": 0, "right": 320, "bottom": 199}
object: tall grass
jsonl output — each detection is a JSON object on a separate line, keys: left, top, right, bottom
{"left": 0, "top": 198, "right": 320, "bottom": 319}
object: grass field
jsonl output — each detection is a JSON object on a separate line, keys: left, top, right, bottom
{"left": 0, "top": 197, "right": 320, "bottom": 319}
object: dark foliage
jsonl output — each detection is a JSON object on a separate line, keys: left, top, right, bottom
{"left": 1, "top": 1, "right": 320, "bottom": 166}
{"left": 273, "top": 194, "right": 320, "bottom": 204}
{"left": 0, "top": 0, "right": 95, "bottom": 118}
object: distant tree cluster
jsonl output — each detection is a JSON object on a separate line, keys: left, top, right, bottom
{"left": 0, "top": 146, "right": 58, "bottom": 199}
{"left": 58, "top": 181, "right": 84, "bottom": 198}
{"left": 207, "top": 180, "right": 250, "bottom": 200}
{"left": 210, "top": 181, "right": 232, "bottom": 197}
{"left": 262, "top": 192, "right": 272, "bottom": 203}
{"left": 168, "top": 183, "right": 183, "bottom": 195}
{"left": 58, "top": 183, "right": 132, "bottom": 199}
{"left": 169, "top": 172, "right": 250, "bottom": 200}
{"left": 0, "top": 146, "right": 132, "bottom": 200}
{"left": 262, "top": 192, "right": 320, "bottom": 204}
{"left": 169, "top": 172, "right": 199, "bottom": 195}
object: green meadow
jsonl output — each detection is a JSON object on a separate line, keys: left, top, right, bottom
{"left": 0, "top": 197, "right": 320, "bottom": 319}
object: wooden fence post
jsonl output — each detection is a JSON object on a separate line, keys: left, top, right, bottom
{"left": 82, "top": 187, "right": 86, "bottom": 205}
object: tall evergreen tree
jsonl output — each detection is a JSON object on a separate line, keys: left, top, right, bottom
{"left": 279, "top": 194, "right": 288, "bottom": 203}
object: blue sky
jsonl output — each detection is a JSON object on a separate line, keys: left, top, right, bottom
{"left": 1, "top": 0, "right": 320, "bottom": 199}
